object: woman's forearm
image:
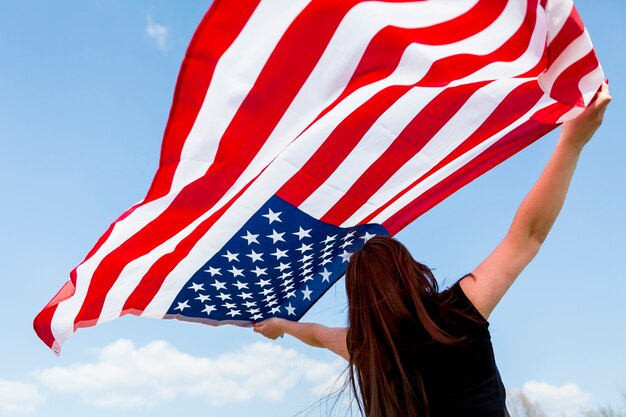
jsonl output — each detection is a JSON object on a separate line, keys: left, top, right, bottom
{"left": 509, "top": 135, "right": 583, "bottom": 244}
{"left": 508, "top": 81, "right": 610, "bottom": 245}
{"left": 280, "top": 319, "right": 326, "bottom": 348}
{"left": 253, "top": 318, "right": 349, "bottom": 359}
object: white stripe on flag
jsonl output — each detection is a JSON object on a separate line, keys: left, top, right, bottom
{"left": 299, "top": 87, "right": 445, "bottom": 217}
{"left": 545, "top": 0, "right": 574, "bottom": 45}
{"left": 369, "top": 94, "right": 556, "bottom": 225}
{"left": 538, "top": 30, "right": 594, "bottom": 96}
{"left": 339, "top": 78, "right": 527, "bottom": 226}
{"left": 555, "top": 64, "right": 602, "bottom": 123}
{"left": 170, "top": 0, "right": 479, "bottom": 194}
{"left": 301, "top": 0, "right": 533, "bottom": 218}
{"left": 458, "top": 2, "right": 546, "bottom": 83}
{"left": 170, "top": 0, "right": 312, "bottom": 192}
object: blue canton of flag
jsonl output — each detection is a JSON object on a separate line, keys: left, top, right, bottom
{"left": 166, "top": 195, "right": 388, "bottom": 323}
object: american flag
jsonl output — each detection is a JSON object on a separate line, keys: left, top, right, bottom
{"left": 35, "top": 0, "right": 603, "bottom": 354}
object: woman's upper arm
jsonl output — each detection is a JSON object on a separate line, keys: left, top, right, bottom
{"left": 318, "top": 327, "right": 350, "bottom": 361}
{"left": 460, "top": 231, "right": 542, "bottom": 320}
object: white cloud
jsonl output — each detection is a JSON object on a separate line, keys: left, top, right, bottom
{"left": 510, "top": 380, "right": 592, "bottom": 417}
{"left": 0, "top": 379, "right": 45, "bottom": 414}
{"left": 36, "top": 339, "right": 345, "bottom": 409}
{"left": 146, "top": 15, "right": 168, "bottom": 50}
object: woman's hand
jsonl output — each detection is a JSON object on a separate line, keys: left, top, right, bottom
{"left": 253, "top": 318, "right": 350, "bottom": 360}
{"left": 252, "top": 317, "right": 285, "bottom": 340}
{"left": 560, "top": 81, "right": 612, "bottom": 150}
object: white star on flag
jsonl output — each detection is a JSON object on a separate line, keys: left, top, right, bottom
{"left": 271, "top": 248, "right": 288, "bottom": 260}
{"left": 233, "top": 281, "right": 248, "bottom": 290}
{"left": 222, "top": 251, "right": 239, "bottom": 262}
{"left": 228, "top": 266, "right": 244, "bottom": 277}
{"left": 188, "top": 283, "right": 205, "bottom": 292}
{"left": 251, "top": 266, "right": 267, "bottom": 276}
{"left": 275, "top": 262, "right": 291, "bottom": 272}
{"left": 267, "top": 229, "right": 286, "bottom": 243}
{"left": 262, "top": 208, "right": 282, "bottom": 224}
{"left": 322, "top": 235, "right": 337, "bottom": 245}
{"left": 216, "top": 293, "right": 231, "bottom": 301}
{"left": 210, "top": 280, "right": 226, "bottom": 291}
{"left": 256, "top": 278, "right": 271, "bottom": 287}
{"left": 241, "top": 231, "right": 259, "bottom": 245}
{"left": 319, "top": 268, "right": 332, "bottom": 282}
{"left": 203, "top": 267, "right": 221, "bottom": 276}
{"left": 195, "top": 294, "right": 211, "bottom": 303}
{"left": 202, "top": 305, "right": 216, "bottom": 315}
{"left": 293, "top": 227, "right": 312, "bottom": 240}
{"left": 301, "top": 286, "right": 313, "bottom": 301}
{"left": 340, "top": 250, "right": 352, "bottom": 263}
{"left": 361, "top": 232, "right": 376, "bottom": 242}
{"left": 246, "top": 250, "right": 264, "bottom": 263}
{"left": 175, "top": 301, "right": 190, "bottom": 311}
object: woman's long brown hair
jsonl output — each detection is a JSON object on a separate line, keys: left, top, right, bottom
{"left": 343, "top": 235, "right": 482, "bottom": 417}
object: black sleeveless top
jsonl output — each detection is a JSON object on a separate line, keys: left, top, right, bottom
{"left": 348, "top": 278, "right": 510, "bottom": 417}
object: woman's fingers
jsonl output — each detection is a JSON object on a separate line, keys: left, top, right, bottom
{"left": 597, "top": 81, "right": 612, "bottom": 105}
{"left": 586, "top": 81, "right": 611, "bottom": 116}
{"left": 252, "top": 321, "right": 278, "bottom": 339}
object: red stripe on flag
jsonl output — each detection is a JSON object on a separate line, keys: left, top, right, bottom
{"left": 426, "top": 82, "right": 544, "bottom": 170}
{"left": 517, "top": 46, "right": 548, "bottom": 79}
{"left": 344, "top": 0, "right": 506, "bottom": 96}
{"left": 418, "top": 0, "right": 539, "bottom": 86}
{"left": 406, "top": 81, "right": 545, "bottom": 187}
{"left": 382, "top": 107, "right": 567, "bottom": 234}
{"left": 65, "top": 0, "right": 263, "bottom": 331}
{"left": 33, "top": 274, "right": 77, "bottom": 350}
{"left": 547, "top": 7, "right": 585, "bottom": 65}
{"left": 276, "top": 86, "right": 409, "bottom": 206}
{"left": 278, "top": 2, "right": 540, "bottom": 210}
{"left": 34, "top": 300, "right": 60, "bottom": 350}
{"left": 531, "top": 101, "right": 573, "bottom": 125}
{"left": 550, "top": 50, "right": 600, "bottom": 107}
{"left": 145, "top": 0, "right": 261, "bottom": 202}
{"left": 362, "top": 81, "right": 547, "bottom": 227}
{"left": 311, "top": 0, "right": 542, "bottom": 224}
{"left": 33, "top": 209, "right": 123, "bottom": 349}
{"left": 320, "top": 82, "right": 489, "bottom": 225}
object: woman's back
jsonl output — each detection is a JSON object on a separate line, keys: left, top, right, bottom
{"left": 411, "top": 279, "right": 509, "bottom": 417}
{"left": 347, "top": 277, "right": 509, "bottom": 417}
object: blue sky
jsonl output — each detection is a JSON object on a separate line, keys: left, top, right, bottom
{"left": 1, "top": 1, "right": 624, "bottom": 416}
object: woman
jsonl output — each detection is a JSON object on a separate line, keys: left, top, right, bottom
{"left": 253, "top": 82, "right": 611, "bottom": 417}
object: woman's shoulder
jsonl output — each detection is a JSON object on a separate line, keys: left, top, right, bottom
{"left": 437, "top": 275, "right": 490, "bottom": 328}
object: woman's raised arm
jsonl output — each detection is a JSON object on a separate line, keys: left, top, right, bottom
{"left": 253, "top": 317, "right": 350, "bottom": 361}
{"left": 461, "top": 82, "right": 612, "bottom": 320}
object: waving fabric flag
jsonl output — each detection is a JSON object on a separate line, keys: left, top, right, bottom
{"left": 35, "top": 0, "right": 603, "bottom": 354}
